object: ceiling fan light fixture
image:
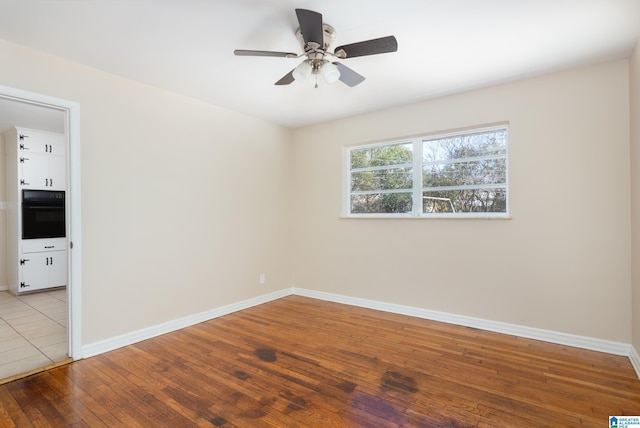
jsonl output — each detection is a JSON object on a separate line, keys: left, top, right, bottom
{"left": 321, "top": 61, "right": 340, "bottom": 84}
{"left": 292, "top": 60, "right": 313, "bottom": 81}
{"left": 235, "top": 9, "right": 397, "bottom": 88}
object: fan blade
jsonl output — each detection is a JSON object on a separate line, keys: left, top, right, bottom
{"left": 234, "top": 49, "right": 297, "bottom": 58}
{"left": 334, "top": 63, "right": 366, "bottom": 87}
{"left": 275, "top": 70, "right": 295, "bottom": 85}
{"left": 295, "top": 9, "right": 323, "bottom": 46}
{"left": 334, "top": 36, "right": 398, "bottom": 58}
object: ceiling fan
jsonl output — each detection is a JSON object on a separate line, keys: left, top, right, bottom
{"left": 234, "top": 9, "right": 398, "bottom": 88}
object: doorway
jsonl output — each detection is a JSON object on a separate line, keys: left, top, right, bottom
{"left": 0, "top": 85, "right": 81, "bottom": 381}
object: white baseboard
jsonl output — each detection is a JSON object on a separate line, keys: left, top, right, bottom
{"left": 81, "top": 288, "right": 293, "bottom": 358}
{"left": 631, "top": 346, "right": 640, "bottom": 379}
{"left": 292, "top": 287, "right": 631, "bottom": 357}
{"left": 80, "top": 286, "right": 638, "bottom": 381}
{"left": 0, "top": 286, "right": 8, "bottom": 292}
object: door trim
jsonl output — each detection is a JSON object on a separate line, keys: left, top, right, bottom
{"left": 0, "top": 85, "right": 82, "bottom": 360}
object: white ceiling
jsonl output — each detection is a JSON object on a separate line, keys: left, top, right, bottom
{"left": 1, "top": 0, "right": 640, "bottom": 128}
{"left": 0, "top": 98, "right": 66, "bottom": 135}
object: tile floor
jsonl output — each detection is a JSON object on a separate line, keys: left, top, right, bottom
{"left": 0, "top": 289, "right": 68, "bottom": 380}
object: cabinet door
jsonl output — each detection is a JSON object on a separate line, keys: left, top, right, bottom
{"left": 48, "top": 251, "right": 68, "bottom": 288}
{"left": 48, "top": 156, "right": 67, "bottom": 190}
{"left": 19, "top": 253, "right": 50, "bottom": 292}
{"left": 20, "top": 153, "right": 67, "bottom": 190}
{"left": 19, "top": 130, "right": 65, "bottom": 156}
{"left": 47, "top": 135, "right": 66, "bottom": 157}
{"left": 18, "top": 130, "right": 50, "bottom": 154}
{"left": 20, "top": 152, "right": 49, "bottom": 189}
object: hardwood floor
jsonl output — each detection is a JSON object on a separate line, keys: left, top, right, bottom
{"left": 0, "top": 295, "right": 639, "bottom": 427}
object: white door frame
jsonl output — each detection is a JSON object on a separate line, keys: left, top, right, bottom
{"left": 0, "top": 85, "right": 82, "bottom": 360}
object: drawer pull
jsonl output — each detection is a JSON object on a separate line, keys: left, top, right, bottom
{"left": 44, "top": 246, "right": 55, "bottom": 249}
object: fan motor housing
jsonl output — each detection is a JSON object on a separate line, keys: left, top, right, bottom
{"left": 296, "top": 23, "right": 336, "bottom": 53}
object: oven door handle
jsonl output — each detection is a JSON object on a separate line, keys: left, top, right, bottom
{"left": 21, "top": 205, "right": 65, "bottom": 209}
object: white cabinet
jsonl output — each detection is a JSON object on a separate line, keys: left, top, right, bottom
{"left": 17, "top": 129, "right": 66, "bottom": 190}
{"left": 18, "top": 129, "right": 66, "bottom": 156}
{"left": 4, "top": 127, "right": 68, "bottom": 295}
{"left": 21, "top": 153, "right": 66, "bottom": 190}
{"left": 20, "top": 253, "right": 50, "bottom": 292}
{"left": 20, "top": 247, "right": 67, "bottom": 293}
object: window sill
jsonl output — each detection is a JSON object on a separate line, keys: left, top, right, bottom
{"left": 340, "top": 214, "right": 512, "bottom": 220}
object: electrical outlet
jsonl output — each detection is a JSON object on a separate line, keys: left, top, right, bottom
{"left": 259, "top": 273, "right": 266, "bottom": 284}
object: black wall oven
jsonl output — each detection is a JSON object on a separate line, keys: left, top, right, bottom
{"left": 21, "top": 189, "right": 66, "bottom": 239}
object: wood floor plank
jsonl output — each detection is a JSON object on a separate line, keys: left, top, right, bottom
{"left": 0, "top": 387, "right": 31, "bottom": 427}
{"left": 1, "top": 295, "right": 639, "bottom": 427}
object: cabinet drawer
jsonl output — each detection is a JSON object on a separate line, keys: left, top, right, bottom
{"left": 22, "top": 238, "right": 67, "bottom": 253}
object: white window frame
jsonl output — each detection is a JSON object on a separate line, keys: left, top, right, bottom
{"left": 342, "top": 124, "right": 509, "bottom": 218}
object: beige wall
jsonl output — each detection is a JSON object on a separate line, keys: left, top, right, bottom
{"left": 291, "top": 59, "right": 632, "bottom": 343}
{"left": 631, "top": 40, "right": 640, "bottom": 353}
{"left": 0, "top": 40, "right": 292, "bottom": 344}
{"left": 0, "top": 36, "right": 636, "bottom": 349}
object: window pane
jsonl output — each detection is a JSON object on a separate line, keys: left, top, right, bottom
{"left": 423, "top": 158, "right": 506, "bottom": 187}
{"left": 351, "top": 193, "right": 412, "bottom": 214}
{"left": 351, "top": 143, "right": 413, "bottom": 169}
{"left": 423, "top": 188, "right": 507, "bottom": 213}
{"left": 346, "top": 126, "right": 508, "bottom": 217}
{"left": 423, "top": 129, "right": 507, "bottom": 162}
{"left": 352, "top": 167, "right": 413, "bottom": 191}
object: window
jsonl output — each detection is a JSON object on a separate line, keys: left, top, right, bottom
{"left": 344, "top": 125, "right": 508, "bottom": 217}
